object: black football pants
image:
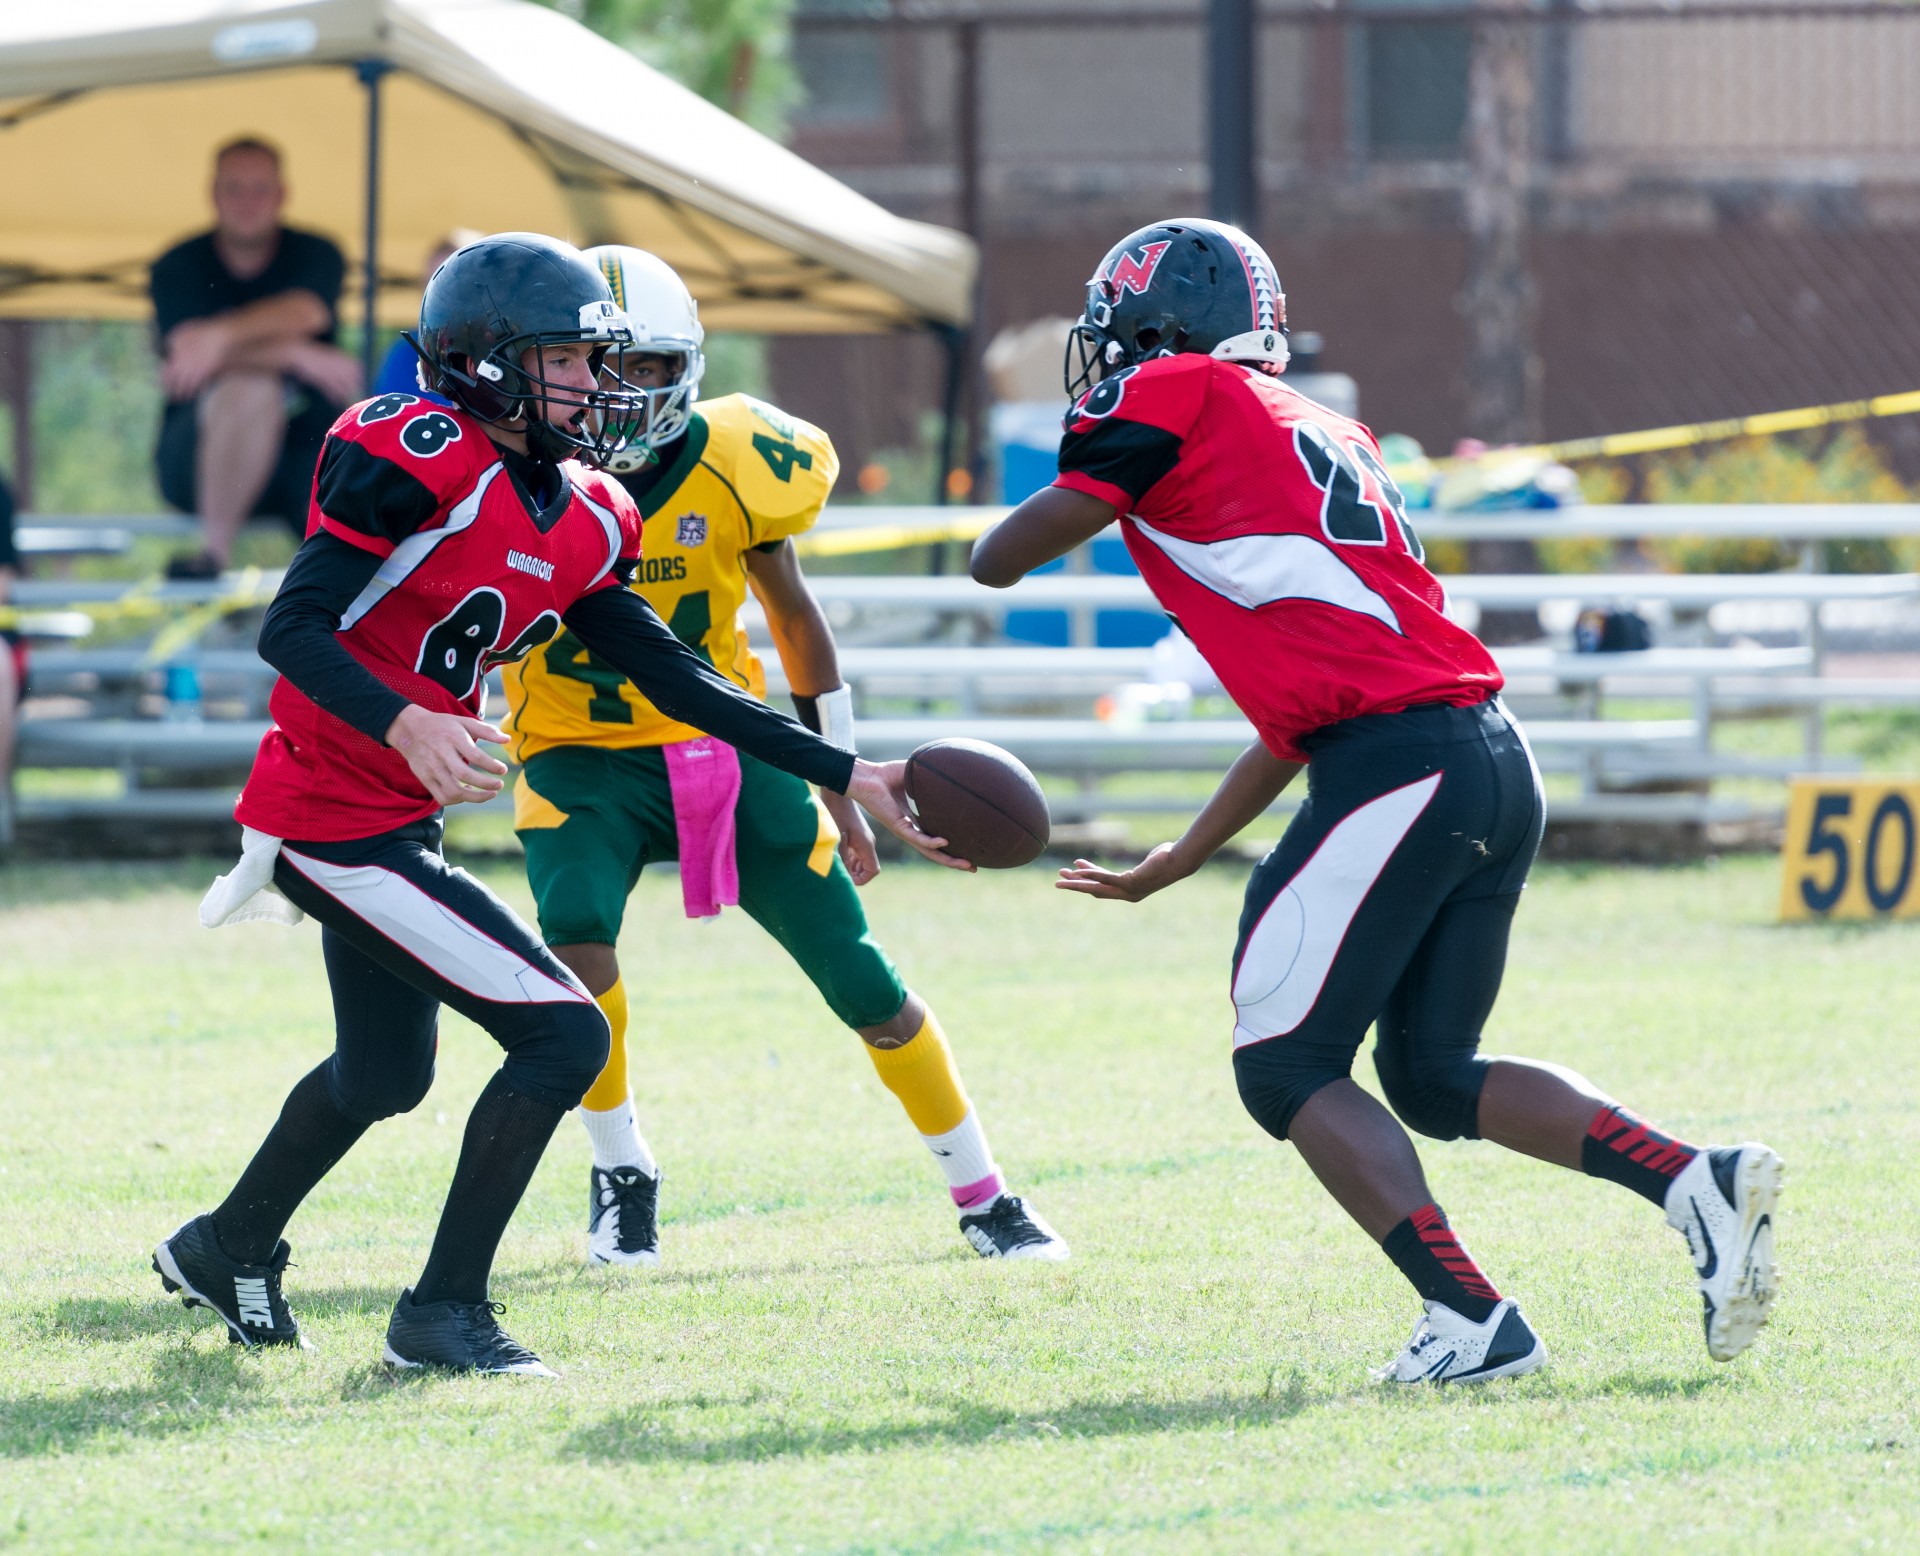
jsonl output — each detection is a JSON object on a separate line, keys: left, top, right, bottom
{"left": 270, "top": 817, "right": 610, "bottom": 1123}
{"left": 1230, "top": 699, "right": 1545, "bottom": 1142}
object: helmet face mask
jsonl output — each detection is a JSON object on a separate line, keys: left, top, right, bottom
{"left": 598, "top": 341, "right": 704, "bottom": 472}
{"left": 582, "top": 244, "right": 707, "bottom": 474}
{"left": 1064, "top": 218, "right": 1290, "bottom": 407}
{"left": 1064, "top": 317, "right": 1128, "bottom": 405}
{"left": 408, "top": 233, "right": 647, "bottom": 467}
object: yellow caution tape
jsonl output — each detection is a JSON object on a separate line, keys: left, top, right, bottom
{"left": 801, "top": 387, "right": 1920, "bottom": 554}
{"left": 143, "top": 569, "right": 272, "bottom": 664}
{"left": 793, "top": 512, "right": 998, "bottom": 559}
{"left": 1504, "top": 388, "right": 1920, "bottom": 465}
{"left": 0, "top": 570, "right": 275, "bottom": 648}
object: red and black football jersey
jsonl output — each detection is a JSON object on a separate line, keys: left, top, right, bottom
{"left": 1053, "top": 355, "right": 1500, "bottom": 760}
{"left": 237, "top": 392, "right": 642, "bottom": 840}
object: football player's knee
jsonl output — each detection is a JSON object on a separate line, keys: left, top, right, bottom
{"left": 501, "top": 1002, "right": 611, "bottom": 1108}
{"left": 1373, "top": 1044, "right": 1488, "bottom": 1142}
{"left": 531, "top": 871, "right": 624, "bottom": 950}
{"left": 1232, "top": 1037, "right": 1352, "bottom": 1143}
{"left": 323, "top": 1048, "right": 435, "bottom": 1125}
{"left": 811, "top": 943, "right": 909, "bottom": 1032}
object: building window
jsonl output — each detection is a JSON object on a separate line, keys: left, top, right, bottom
{"left": 794, "top": 5, "right": 892, "bottom": 127}
{"left": 1363, "top": 9, "right": 1471, "bottom": 158}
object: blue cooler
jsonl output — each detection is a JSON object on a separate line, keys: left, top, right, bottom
{"left": 990, "top": 401, "right": 1166, "bottom": 648}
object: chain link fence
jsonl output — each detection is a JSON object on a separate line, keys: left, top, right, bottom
{"left": 778, "top": 3, "right": 1920, "bottom": 475}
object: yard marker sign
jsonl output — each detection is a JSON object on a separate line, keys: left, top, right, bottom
{"left": 1779, "top": 777, "right": 1920, "bottom": 921}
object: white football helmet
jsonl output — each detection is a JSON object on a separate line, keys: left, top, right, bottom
{"left": 584, "top": 244, "right": 706, "bottom": 473}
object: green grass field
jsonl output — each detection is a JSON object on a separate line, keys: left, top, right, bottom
{"left": 0, "top": 853, "right": 1912, "bottom": 1553}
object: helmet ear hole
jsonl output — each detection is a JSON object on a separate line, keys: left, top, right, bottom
{"left": 447, "top": 352, "right": 517, "bottom": 423}
{"left": 1133, "top": 327, "right": 1162, "bottom": 356}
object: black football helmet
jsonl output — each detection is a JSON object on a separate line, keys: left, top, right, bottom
{"left": 408, "top": 232, "right": 643, "bottom": 465}
{"left": 1065, "top": 218, "right": 1289, "bottom": 404}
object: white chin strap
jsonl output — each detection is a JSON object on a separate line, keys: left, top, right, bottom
{"left": 1211, "top": 328, "right": 1290, "bottom": 368}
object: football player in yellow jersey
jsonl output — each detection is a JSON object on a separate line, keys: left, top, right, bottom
{"left": 500, "top": 246, "right": 1067, "bottom": 1267}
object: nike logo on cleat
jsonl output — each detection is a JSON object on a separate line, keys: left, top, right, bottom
{"left": 1740, "top": 1215, "right": 1771, "bottom": 1292}
{"left": 1688, "top": 1197, "right": 1718, "bottom": 1279}
{"left": 233, "top": 1276, "right": 273, "bottom": 1329}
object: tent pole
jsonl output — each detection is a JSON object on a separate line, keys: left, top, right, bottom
{"left": 935, "top": 322, "right": 965, "bottom": 512}
{"left": 355, "top": 60, "right": 391, "bottom": 386}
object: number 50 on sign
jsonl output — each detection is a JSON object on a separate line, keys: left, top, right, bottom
{"left": 1779, "top": 778, "right": 1920, "bottom": 921}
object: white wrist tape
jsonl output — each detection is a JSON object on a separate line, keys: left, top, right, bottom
{"left": 819, "top": 684, "right": 857, "bottom": 752}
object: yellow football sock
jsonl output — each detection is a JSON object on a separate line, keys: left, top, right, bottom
{"left": 865, "top": 1007, "right": 971, "bottom": 1137}
{"left": 580, "top": 976, "right": 631, "bottom": 1113}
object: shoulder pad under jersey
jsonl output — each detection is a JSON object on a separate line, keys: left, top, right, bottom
{"left": 694, "top": 394, "right": 840, "bottom": 544}
{"left": 333, "top": 394, "right": 495, "bottom": 493}
{"left": 311, "top": 394, "right": 498, "bottom": 551}
{"left": 1066, "top": 353, "right": 1215, "bottom": 437}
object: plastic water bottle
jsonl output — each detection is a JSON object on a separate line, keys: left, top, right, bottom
{"left": 164, "top": 662, "right": 203, "bottom": 723}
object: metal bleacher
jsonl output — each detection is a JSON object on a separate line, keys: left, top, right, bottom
{"left": 9, "top": 504, "right": 1920, "bottom": 838}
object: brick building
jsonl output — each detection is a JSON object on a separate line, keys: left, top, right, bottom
{"left": 771, "top": 1, "right": 1920, "bottom": 482}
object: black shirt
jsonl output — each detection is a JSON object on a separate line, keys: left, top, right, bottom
{"left": 150, "top": 227, "right": 346, "bottom": 343}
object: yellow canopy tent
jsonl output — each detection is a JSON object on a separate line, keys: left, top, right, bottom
{"left": 0, "top": 0, "right": 976, "bottom": 346}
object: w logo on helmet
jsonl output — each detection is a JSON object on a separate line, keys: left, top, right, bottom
{"left": 1108, "top": 241, "right": 1172, "bottom": 298}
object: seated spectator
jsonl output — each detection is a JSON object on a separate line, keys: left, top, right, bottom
{"left": 369, "top": 230, "right": 479, "bottom": 403}
{"left": 0, "top": 469, "right": 19, "bottom": 853}
{"left": 151, "top": 137, "right": 360, "bottom": 579}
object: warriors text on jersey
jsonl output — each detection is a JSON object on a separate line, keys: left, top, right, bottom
{"left": 236, "top": 392, "right": 642, "bottom": 840}
{"left": 1052, "top": 355, "right": 1500, "bottom": 760}
{"left": 501, "top": 394, "right": 838, "bottom": 761}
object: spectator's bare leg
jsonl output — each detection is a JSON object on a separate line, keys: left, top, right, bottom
{"left": 194, "top": 370, "right": 288, "bottom": 568}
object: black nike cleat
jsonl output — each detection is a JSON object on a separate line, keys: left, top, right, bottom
{"left": 153, "top": 1214, "right": 307, "bottom": 1350}
{"left": 958, "top": 1194, "right": 1069, "bottom": 1262}
{"left": 586, "top": 1165, "right": 660, "bottom": 1267}
{"left": 382, "top": 1289, "right": 556, "bottom": 1377}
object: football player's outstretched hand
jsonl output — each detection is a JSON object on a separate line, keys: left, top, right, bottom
{"left": 385, "top": 706, "right": 510, "bottom": 806}
{"left": 1056, "top": 841, "right": 1192, "bottom": 903}
{"left": 845, "top": 759, "right": 973, "bottom": 872}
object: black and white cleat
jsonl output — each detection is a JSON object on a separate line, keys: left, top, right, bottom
{"left": 153, "top": 1213, "right": 307, "bottom": 1350}
{"left": 958, "top": 1194, "right": 1069, "bottom": 1262}
{"left": 587, "top": 1165, "right": 661, "bottom": 1268}
{"left": 1373, "top": 1298, "right": 1546, "bottom": 1385}
{"left": 1666, "top": 1142, "right": 1784, "bottom": 1363}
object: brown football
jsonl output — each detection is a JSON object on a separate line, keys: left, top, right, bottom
{"left": 905, "top": 738, "right": 1050, "bottom": 869}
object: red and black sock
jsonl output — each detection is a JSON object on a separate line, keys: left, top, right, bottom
{"left": 1381, "top": 1202, "right": 1502, "bottom": 1323}
{"left": 1581, "top": 1103, "right": 1698, "bottom": 1208}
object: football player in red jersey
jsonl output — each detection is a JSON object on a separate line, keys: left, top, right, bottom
{"left": 973, "top": 219, "right": 1784, "bottom": 1382}
{"left": 155, "top": 233, "right": 958, "bottom": 1376}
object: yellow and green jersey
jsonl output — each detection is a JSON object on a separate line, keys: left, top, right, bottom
{"left": 502, "top": 394, "right": 839, "bottom": 761}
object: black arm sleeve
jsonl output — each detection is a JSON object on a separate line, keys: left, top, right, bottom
{"left": 257, "top": 532, "right": 412, "bottom": 744}
{"left": 562, "top": 586, "right": 857, "bottom": 795}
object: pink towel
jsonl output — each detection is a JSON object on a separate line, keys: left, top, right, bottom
{"left": 662, "top": 736, "right": 742, "bottom": 919}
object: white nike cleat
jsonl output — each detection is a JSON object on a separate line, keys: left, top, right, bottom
{"left": 1372, "top": 1298, "right": 1547, "bottom": 1385}
{"left": 958, "top": 1195, "right": 1069, "bottom": 1262}
{"left": 587, "top": 1165, "right": 661, "bottom": 1268}
{"left": 1665, "top": 1143, "right": 1783, "bottom": 1362}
